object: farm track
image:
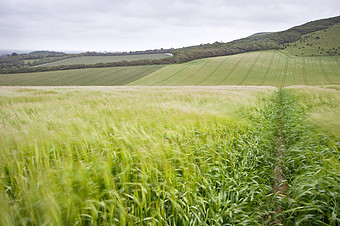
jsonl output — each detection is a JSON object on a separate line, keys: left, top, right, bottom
{"left": 271, "top": 90, "right": 288, "bottom": 223}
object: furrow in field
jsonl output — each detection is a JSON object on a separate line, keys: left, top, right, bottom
{"left": 196, "top": 57, "right": 229, "bottom": 85}
{"left": 56, "top": 69, "right": 109, "bottom": 86}
{"left": 318, "top": 58, "right": 334, "bottom": 84}
{"left": 285, "top": 58, "right": 297, "bottom": 86}
{"left": 247, "top": 51, "right": 275, "bottom": 86}
{"left": 153, "top": 64, "right": 192, "bottom": 85}
{"left": 259, "top": 52, "right": 275, "bottom": 86}
{"left": 280, "top": 57, "right": 289, "bottom": 88}
{"left": 218, "top": 53, "right": 248, "bottom": 85}
{"left": 77, "top": 68, "right": 127, "bottom": 85}
{"left": 0, "top": 71, "right": 61, "bottom": 85}
{"left": 308, "top": 58, "right": 329, "bottom": 86}
{"left": 111, "top": 66, "right": 163, "bottom": 86}
{"left": 323, "top": 57, "right": 340, "bottom": 84}
{"left": 25, "top": 70, "right": 84, "bottom": 86}
{"left": 302, "top": 58, "right": 308, "bottom": 86}
{"left": 237, "top": 52, "right": 262, "bottom": 85}
{"left": 169, "top": 60, "right": 211, "bottom": 85}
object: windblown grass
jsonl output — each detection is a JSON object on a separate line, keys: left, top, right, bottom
{"left": 0, "top": 86, "right": 280, "bottom": 225}
{"left": 1, "top": 86, "right": 338, "bottom": 225}
{"left": 277, "top": 88, "right": 340, "bottom": 225}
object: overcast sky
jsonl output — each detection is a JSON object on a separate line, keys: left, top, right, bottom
{"left": 0, "top": 0, "right": 339, "bottom": 52}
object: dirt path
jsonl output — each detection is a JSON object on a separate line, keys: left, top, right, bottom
{"left": 271, "top": 90, "right": 288, "bottom": 225}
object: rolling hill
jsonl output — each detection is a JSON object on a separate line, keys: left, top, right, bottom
{"left": 1, "top": 50, "right": 339, "bottom": 87}
{"left": 130, "top": 50, "right": 340, "bottom": 87}
{"left": 284, "top": 23, "right": 340, "bottom": 56}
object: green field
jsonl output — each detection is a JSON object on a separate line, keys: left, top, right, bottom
{"left": 0, "top": 65, "right": 164, "bottom": 86}
{"left": 1, "top": 50, "right": 340, "bottom": 87}
{"left": 0, "top": 86, "right": 339, "bottom": 225}
{"left": 131, "top": 50, "right": 340, "bottom": 86}
{"left": 40, "top": 53, "right": 171, "bottom": 66}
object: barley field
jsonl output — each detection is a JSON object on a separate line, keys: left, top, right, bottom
{"left": 0, "top": 86, "right": 339, "bottom": 225}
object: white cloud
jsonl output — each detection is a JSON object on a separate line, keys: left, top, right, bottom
{"left": 0, "top": 0, "right": 339, "bottom": 51}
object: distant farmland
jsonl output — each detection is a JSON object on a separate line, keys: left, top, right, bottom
{"left": 1, "top": 50, "right": 339, "bottom": 87}
{"left": 131, "top": 50, "right": 340, "bottom": 87}
{"left": 0, "top": 65, "right": 164, "bottom": 86}
{"left": 39, "top": 53, "right": 171, "bottom": 66}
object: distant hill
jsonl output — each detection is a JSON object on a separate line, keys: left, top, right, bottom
{"left": 172, "top": 15, "right": 340, "bottom": 62}
{"left": 284, "top": 23, "right": 340, "bottom": 56}
{"left": 1, "top": 15, "right": 340, "bottom": 73}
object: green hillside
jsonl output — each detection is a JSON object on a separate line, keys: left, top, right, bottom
{"left": 2, "top": 50, "right": 340, "bottom": 87}
{"left": 130, "top": 50, "right": 340, "bottom": 87}
{"left": 40, "top": 53, "right": 171, "bottom": 67}
{"left": 284, "top": 23, "right": 340, "bottom": 56}
{"left": 0, "top": 65, "right": 163, "bottom": 86}
{"left": 171, "top": 15, "right": 340, "bottom": 63}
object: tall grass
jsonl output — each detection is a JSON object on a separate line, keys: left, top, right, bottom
{"left": 0, "top": 87, "right": 279, "bottom": 225}
{"left": 278, "top": 88, "right": 340, "bottom": 225}
{"left": 1, "top": 86, "right": 338, "bottom": 225}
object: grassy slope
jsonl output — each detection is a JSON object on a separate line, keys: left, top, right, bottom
{"left": 130, "top": 50, "right": 340, "bottom": 87}
{"left": 39, "top": 53, "right": 171, "bottom": 67}
{"left": 284, "top": 23, "right": 340, "bottom": 56}
{"left": 0, "top": 65, "right": 164, "bottom": 86}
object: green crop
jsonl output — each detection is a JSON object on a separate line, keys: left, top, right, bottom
{"left": 0, "top": 65, "right": 164, "bottom": 86}
{"left": 277, "top": 88, "right": 340, "bottom": 225}
{"left": 130, "top": 50, "right": 340, "bottom": 87}
{"left": 0, "top": 86, "right": 339, "bottom": 225}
